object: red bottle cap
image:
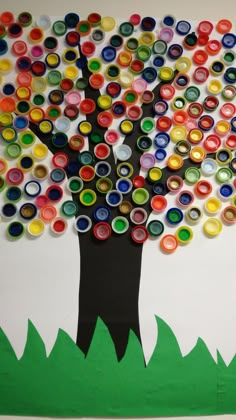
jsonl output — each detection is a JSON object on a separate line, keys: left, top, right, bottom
{"left": 156, "top": 116, "right": 172, "bottom": 131}
{"left": 197, "top": 21, "right": 213, "bottom": 36}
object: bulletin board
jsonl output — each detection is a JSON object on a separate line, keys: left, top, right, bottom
{"left": 0, "top": 1, "right": 236, "bottom": 420}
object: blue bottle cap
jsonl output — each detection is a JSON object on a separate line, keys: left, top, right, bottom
{"left": 76, "top": 57, "right": 87, "bottom": 69}
{"left": 218, "top": 183, "right": 234, "bottom": 199}
{"left": 74, "top": 215, "right": 92, "bottom": 233}
{"left": 152, "top": 182, "right": 166, "bottom": 195}
{"left": 231, "top": 117, "right": 236, "bottom": 132}
{"left": 66, "top": 161, "right": 80, "bottom": 176}
{"left": 154, "top": 132, "right": 170, "bottom": 148}
{"left": 153, "top": 55, "right": 165, "bottom": 67}
{"left": 50, "top": 168, "right": 66, "bottom": 183}
{"left": 155, "top": 148, "right": 167, "bottom": 161}
{"left": 101, "top": 46, "right": 116, "bottom": 62}
{"left": 106, "top": 190, "right": 123, "bottom": 207}
{"left": 141, "top": 16, "right": 156, "bottom": 31}
{"left": 166, "top": 207, "right": 184, "bottom": 224}
{"left": 0, "top": 39, "right": 8, "bottom": 55}
{"left": 2, "top": 83, "right": 15, "bottom": 95}
{"left": 95, "top": 161, "right": 111, "bottom": 177}
{"left": 167, "top": 44, "right": 183, "bottom": 60}
{"left": 222, "top": 33, "right": 236, "bottom": 49}
{"left": 6, "top": 186, "right": 22, "bottom": 202}
{"left": 176, "top": 20, "right": 191, "bottom": 35}
{"left": 93, "top": 205, "right": 110, "bottom": 222}
{"left": 116, "top": 178, "right": 133, "bottom": 194}
{"left": 64, "top": 13, "right": 79, "bottom": 28}
{"left": 142, "top": 67, "right": 157, "bottom": 83}
{"left": 162, "top": 15, "right": 175, "bottom": 27}
{"left": 7, "top": 221, "right": 24, "bottom": 239}
{"left": 1, "top": 202, "right": 17, "bottom": 218}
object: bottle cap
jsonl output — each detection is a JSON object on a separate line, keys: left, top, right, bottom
{"left": 166, "top": 207, "right": 183, "bottom": 224}
{"left": 7, "top": 221, "right": 24, "bottom": 239}
{"left": 6, "top": 168, "right": 24, "bottom": 185}
{"left": 80, "top": 189, "right": 97, "bottom": 206}
{"left": 185, "top": 206, "right": 202, "bottom": 224}
{"left": 119, "top": 200, "right": 133, "bottom": 215}
{"left": 50, "top": 168, "right": 66, "bottom": 184}
{"left": 167, "top": 153, "right": 184, "bottom": 170}
{"left": 61, "top": 200, "right": 78, "bottom": 217}
{"left": 5, "top": 186, "right": 22, "bottom": 201}
{"left": 147, "top": 220, "right": 164, "bottom": 236}
{"left": 130, "top": 208, "right": 148, "bottom": 225}
{"left": 132, "top": 188, "right": 149, "bottom": 205}
{"left": 148, "top": 167, "right": 163, "bottom": 183}
{"left": 74, "top": 215, "right": 92, "bottom": 233}
{"left": 116, "top": 178, "right": 132, "bottom": 194}
{"left": 221, "top": 206, "right": 236, "bottom": 224}
{"left": 19, "top": 203, "right": 37, "bottom": 220}
{"left": 93, "top": 222, "right": 112, "bottom": 240}
{"left": 216, "top": 167, "right": 233, "bottom": 183}
{"left": 93, "top": 206, "right": 110, "bottom": 222}
{"left": 24, "top": 180, "right": 41, "bottom": 197}
{"left": 160, "top": 234, "right": 178, "bottom": 253}
{"left": 177, "top": 190, "right": 194, "bottom": 207}
{"left": 96, "top": 178, "right": 113, "bottom": 194}
{"left": 32, "top": 164, "right": 49, "bottom": 181}
{"left": 167, "top": 175, "right": 183, "bottom": 192}
{"left": 131, "top": 226, "right": 149, "bottom": 244}
{"left": 175, "top": 226, "right": 193, "bottom": 244}
{"left": 1, "top": 203, "right": 17, "bottom": 218}
{"left": 151, "top": 195, "right": 167, "bottom": 212}
{"left": 106, "top": 190, "right": 123, "bottom": 207}
{"left": 112, "top": 216, "right": 129, "bottom": 234}
{"left": 184, "top": 167, "right": 201, "bottom": 184}
{"left": 203, "top": 217, "right": 222, "bottom": 237}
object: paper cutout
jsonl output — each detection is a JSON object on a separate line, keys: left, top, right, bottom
{"left": 1, "top": 317, "right": 236, "bottom": 416}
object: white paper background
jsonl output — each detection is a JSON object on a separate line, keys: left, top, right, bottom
{"left": 1, "top": 0, "right": 236, "bottom": 419}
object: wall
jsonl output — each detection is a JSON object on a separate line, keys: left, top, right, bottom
{"left": 1, "top": 0, "right": 235, "bottom": 419}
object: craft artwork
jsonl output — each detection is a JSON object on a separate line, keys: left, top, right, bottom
{"left": 0, "top": 9, "right": 236, "bottom": 417}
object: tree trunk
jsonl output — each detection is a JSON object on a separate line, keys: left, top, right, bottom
{"left": 76, "top": 233, "right": 143, "bottom": 360}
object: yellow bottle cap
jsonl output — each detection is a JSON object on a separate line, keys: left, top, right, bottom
{"left": 64, "top": 65, "right": 79, "bottom": 79}
{"left": 148, "top": 167, "right": 162, "bottom": 182}
{"left": 79, "top": 121, "right": 92, "bottom": 135}
{"left": 97, "top": 94, "right": 112, "bottom": 110}
{"left": 175, "top": 56, "right": 191, "bottom": 72}
{"left": 207, "top": 79, "right": 222, "bottom": 94}
{"left": 0, "top": 58, "right": 13, "bottom": 73}
{"left": 167, "top": 153, "right": 184, "bottom": 170}
{"left": 101, "top": 16, "right": 116, "bottom": 31}
{"left": 28, "top": 219, "right": 45, "bottom": 236}
{"left": 120, "top": 119, "right": 133, "bottom": 134}
{"left": 203, "top": 217, "right": 222, "bottom": 237}
{"left": 16, "top": 86, "right": 31, "bottom": 100}
{"left": 31, "top": 77, "right": 47, "bottom": 93}
{"left": 39, "top": 120, "right": 53, "bottom": 134}
{"left": 119, "top": 71, "right": 134, "bottom": 88}
{"left": 139, "top": 32, "right": 156, "bottom": 46}
{"left": 0, "top": 112, "right": 13, "bottom": 126}
{"left": 170, "top": 125, "right": 187, "bottom": 143}
{"left": 215, "top": 120, "right": 231, "bottom": 136}
{"left": 32, "top": 144, "right": 48, "bottom": 159}
{"left": 190, "top": 146, "right": 206, "bottom": 162}
{"left": 1, "top": 127, "right": 17, "bottom": 142}
{"left": 205, "top": 197, "right": 222, "bottom": 214}
{"left": 159, "top": 67, "right": 174, "bottom": 81}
